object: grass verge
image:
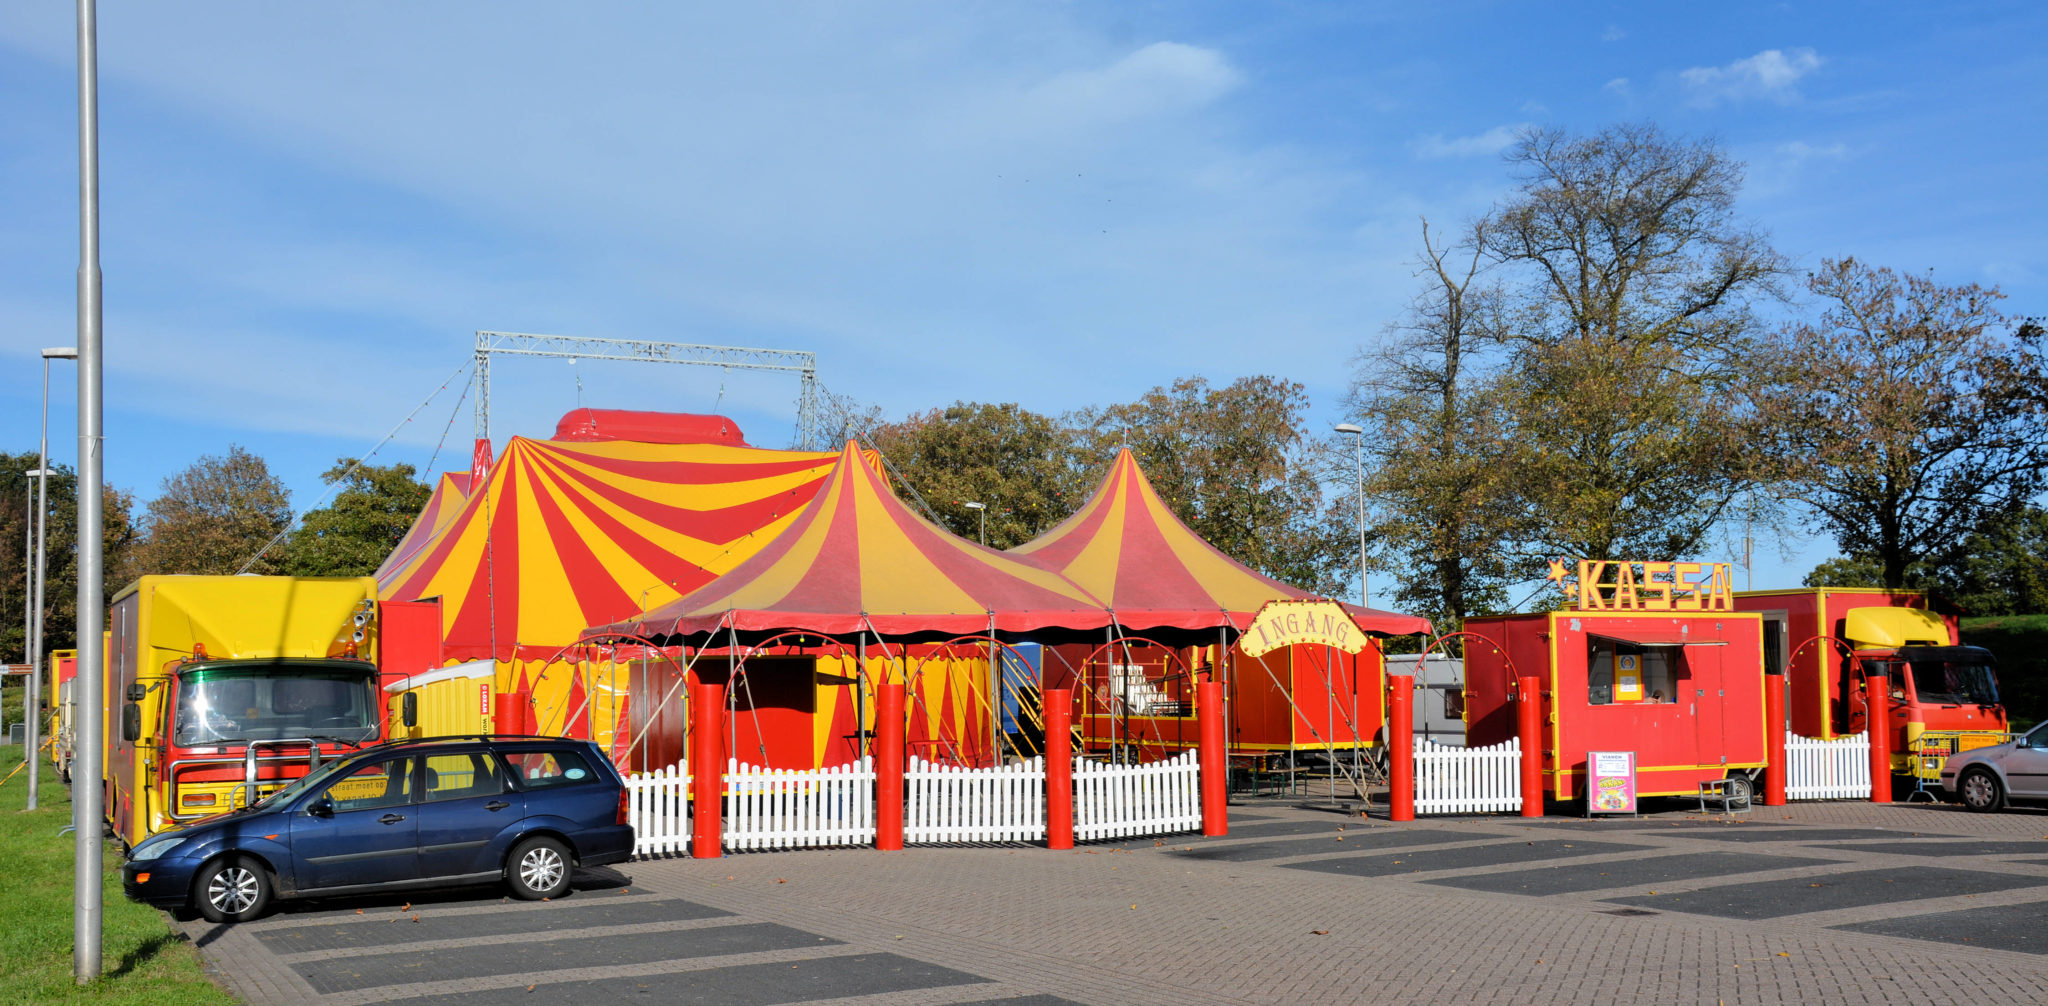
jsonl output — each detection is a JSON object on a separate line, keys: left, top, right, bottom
{"left": 0, "top": 746, "right": 234, "bottom": 1006}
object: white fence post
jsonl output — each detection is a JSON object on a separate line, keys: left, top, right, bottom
{"left": 1412, "top": 737, "right": 1521, "bottom": 815}
{"left": 1785, "top": 733, "right": 1871, "bottom": 800}
{"left": 1071, "top": 751, "right": 1201, "bottom": 842}
{"left": 625, "top": 762, "right": 693, "bottom": 858}
{"left": 905, "top": 756, "right": 1048, "bottom": 843}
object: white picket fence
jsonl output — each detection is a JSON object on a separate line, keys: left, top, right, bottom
{"left": 724, "top": 757, "right": 877, "bottom": 851}
{"left": 1413, "top": 737, "right": 1521, "bottom": 815}
{"left": 624, "top": 762, "right": 694, "bottom": 857}
{"left": 905, "top": 756, "right": 1047, "bottom": 843}
{"left": 1786, "top": 732, "right": 1871, "bottom": 800}
{"left": 1072, "top": 750, "right": 1202, "bottom": 842}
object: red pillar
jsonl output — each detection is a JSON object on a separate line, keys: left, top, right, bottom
{"left": 1387, "top": 673, "right": 1414, "bottom": 822}
{"left": 1762, "top": 672, "right": 1788, "bottom": 806}
{"left": 1044, "top": 689, "right": 1073, "bottom": 850}
{"left": 690, "top": 681, "right": 724, "bottom": 859}
{"left": 875, "top": 682, "right": 906, "bottom": 851}
{"left": 1198, "top": 680, "right": 1228, "bottom": 837}
{"left": 1517, "top": 674, "right": 1544, "bottom": 818}
{"left": 1866, "top": 673, "right": 1892, "bottom": 804}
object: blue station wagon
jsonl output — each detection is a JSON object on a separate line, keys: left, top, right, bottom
{"left": 121, "top": 736, "right": 634, "bottom": 922}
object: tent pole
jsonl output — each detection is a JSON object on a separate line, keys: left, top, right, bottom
{"left": 988, "top": 611, "right": 998, "bottom": 768}
{"left": 857, "top": 633, "right": 867, "bottom": 759}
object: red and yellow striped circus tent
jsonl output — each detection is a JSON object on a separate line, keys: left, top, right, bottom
{"left": 1009, "top": 448, "right": 1432, "bottom": 636}
{"left": 590, "top": 440, "right": 1114, "bottom": 642}
{"left": 379, "top": 436, "right": 846, "bottom": 661}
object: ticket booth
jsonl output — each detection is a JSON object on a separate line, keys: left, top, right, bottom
{"left": 1464, "top": 561, "right": 1769, "bottom": 804}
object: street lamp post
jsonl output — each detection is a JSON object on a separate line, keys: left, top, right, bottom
{"left": 74, "top": 0, "right": 108, "bottom": 982}
{"left": 30, "top": 346, "right": 77, "bottom": 813}
{"left": 963, "top": 501, "right": 986, "bottom": 546}
{"left": 21, "top": 467, "right": 50, "bottom": 811}
{"left": 1332, "top": 424, "right": 1367, "bottom": 608}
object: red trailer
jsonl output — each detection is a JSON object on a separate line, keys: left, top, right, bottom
{"left": 1732, "top": 587, "right": 2006, "bottom": 778}
{"left": 1466, "top": 584, "right": 1768, "bottom": 804}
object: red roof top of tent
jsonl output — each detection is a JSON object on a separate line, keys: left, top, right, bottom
{"left": 1009, "top": 448, "right": 1432, "bottom": 636}
{"left": 586, "top": 441, "right": 1113, "bottom": 641}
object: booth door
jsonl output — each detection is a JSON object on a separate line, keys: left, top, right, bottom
{"left": 1687, "top": 645, "right": 1727, "bottom": 766}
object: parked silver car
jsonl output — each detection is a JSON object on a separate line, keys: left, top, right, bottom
{"left": 1941, "top": 721, "right": 2048, "bottom": 812}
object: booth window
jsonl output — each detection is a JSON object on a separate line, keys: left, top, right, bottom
{"left": 1588, "top": 642, "right": 1680, "bottom": 705}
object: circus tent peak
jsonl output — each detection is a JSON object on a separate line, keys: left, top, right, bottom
{"left": 1010, "top": 448, "right": 1432, "bottom": 637}
{"left": 377, "top": 432, "right": 847, "bottom": 661}
{"left": 588, "top": 440, "right": 1114, "bottom": 643}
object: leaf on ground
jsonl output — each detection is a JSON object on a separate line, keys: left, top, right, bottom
{"left": 1310, "top": 929, "right": 1329, "bottom": 936}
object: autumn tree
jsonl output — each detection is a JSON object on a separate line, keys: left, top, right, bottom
{"left": 1804, "top": 506, "right": 2048, "bottom": 615}
{"left": 1075, "top": 376, "right": 1350, "bottom": 594}
{"left": 132, "top": 445, "right": 293, "bottom": 576}
{"left": 866, "top": 403, "right": 1084, "bottom": 548}
{"left": 1482, "top": 124, "right": 1785, "bottom": 566}
{"left": 278, "top": 460, "right": 433, "bottom": 577}
{"left": 0, "top": 454, "right": 137, "bottom": 660}
{"left": 1349, "top": 219, "right": 1519, "bottom": 629}
{"left": 1757, "top": 264, "right": 2048, "bottom": 588}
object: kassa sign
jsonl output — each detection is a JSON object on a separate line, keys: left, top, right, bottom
{"left": 1239, "top": 600, "right": 1366, "bottom": 657}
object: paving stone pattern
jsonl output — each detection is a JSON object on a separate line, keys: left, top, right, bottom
{"left": 173, "top": 798, "right": 2048, "bottom": 1005}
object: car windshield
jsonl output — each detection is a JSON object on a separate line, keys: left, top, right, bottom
{"left": 249, "top": 754, "right": 358, "bottom": 810}
{"left": 174, "top": 661, "right": 380, "bottom": 746}
{"left": 1905, "top": 658, "right": 1999, "bottom": 706}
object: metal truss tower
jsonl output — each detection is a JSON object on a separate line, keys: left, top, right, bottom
{"left": 473, "top": 330, "right": 820, "bottom": 449}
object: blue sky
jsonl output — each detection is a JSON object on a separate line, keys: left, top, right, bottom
{"left": 1, "top": 2, "right": 2042, "bottom": 597}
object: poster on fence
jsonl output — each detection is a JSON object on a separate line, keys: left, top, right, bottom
{"left": 1585, "top": 750, "right": 1637, "bottom": 816}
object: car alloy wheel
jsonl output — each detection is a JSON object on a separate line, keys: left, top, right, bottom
{"left": 519, "top": 844, "right": 565, "bottom": 892}
{"left": 1960, "top": 769, "right": 2002, "bottom": 812}
{"left": 207, "top": 865, "right": 261, "bottom": 916}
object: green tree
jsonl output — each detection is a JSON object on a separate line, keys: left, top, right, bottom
{"left": 132, "top": 445, "right": 292, "bottom": 576}
{"left": 1075, "top": 376, "right": 1350, "bottom": 594}
{"left": 1350, "top": 219, "right": 1518, "bottom": 630}
{"left": 1482, "top": 124, "right": 1785, "bottom": 567}
{"left": 867, "top": 403, "right": 1084, "bottom": 549}
{"left": 1754, "top": 262, "right": 2047, "bottom": 587}
{"left": 1805, "top": 505, "right": 2048, "bottom": 615}
{"left": 0, "top": 454, "right": 137, "bottom": 660}
{"left": 278, "top": 460, "right": 434, "bottom": 577}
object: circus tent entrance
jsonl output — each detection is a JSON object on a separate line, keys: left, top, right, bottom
{"left": 1009, "top": 449, "right": 1430, "bottom": 799}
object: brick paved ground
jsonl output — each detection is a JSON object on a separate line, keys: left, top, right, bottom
{"left": 172, "top": 797, "right": 2048, "bottom": 1005}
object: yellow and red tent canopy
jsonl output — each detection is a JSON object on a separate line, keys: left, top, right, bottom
{"left": 588, "top": 441, "right": 1115, "bottom": 642}
{"left": 1009, "top": 448, "right": 1432, "bottom": 636}
{"left": 378, "top": 436, "right": 844, "bottom": 661}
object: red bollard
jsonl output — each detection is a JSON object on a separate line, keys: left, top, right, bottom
{"left": 690, "top": 682, "right": 724, "bottom": 859}
{"left": 1867, "top": 673, "right": 1892, "bottom": 804}
{"left": 1517, "top": 675, "right": 1544, "bottom": 818}
{"left": 1198, "top": 681, "right": 1228, "bottom": 837}
{"left": 1762, "top": 672, "right": 1788, "bottom": 806}
{"left": 876, "top": 683, "right": 906, "bottom": 850}
{"left": 1387, "top": 673, "right": 1414, "bottom": 822}
{"left": 1044, "top": 689, "right": 1073, "bottom": 850}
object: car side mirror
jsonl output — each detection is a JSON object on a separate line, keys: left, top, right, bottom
{"left": 401, "top": 691, "right": 418, "bottom": 729}
{"left": 125, "top": 682, "right": 146, "bottom": 702}
{"left": 308, "top": 796, "right": 335, "bottom": 818}
{"left": 120, "top": 702, "right": 141, "bottom": 742}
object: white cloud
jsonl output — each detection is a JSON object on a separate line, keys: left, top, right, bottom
{"left": 1017, "top": 42, "right": 1243, "bottom": 132}
{"left": 1601, "top": 25, "right": 1627, "bottom": 42}
{"left": 1777, "top": 140, "right": 1851, "bottom": 164}
{"left": 1603, "top": 77, "right": 1632, "bottom": 97}
{"left": 1412, "top": 124, "right": 1527, "bottom": 159}
{"left": 1679, "top": 48, "right": 1822, "bottom": 107}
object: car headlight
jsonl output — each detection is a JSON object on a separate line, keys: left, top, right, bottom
{"left": 129, "top": 833, "right": 187, "bottom": 863}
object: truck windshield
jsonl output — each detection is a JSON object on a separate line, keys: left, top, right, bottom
{"left": 1905, "top": 659, "right": 1999, "bottom": 707}
{"left": 174, "top": 661, "right": 379, "bottom": 746}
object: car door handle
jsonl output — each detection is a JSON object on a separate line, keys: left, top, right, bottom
{"left": 379, "top": 813, "right": 407, "bottom": 824}
{"left": 485, "top": 800, "right": 510, "bottom": 812}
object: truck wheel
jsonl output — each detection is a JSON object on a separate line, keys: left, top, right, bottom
{"left": 1722, "top": 774, "right": 1754, "bottom": 808}
{"left": 195, "top": 856, "right": 272, "bottom": 923}
{"left": 506, "top": 836, "right": 573, "bottom": 900}
{"left": 1958, "top": 768, "right": 2003, "bottom": 813}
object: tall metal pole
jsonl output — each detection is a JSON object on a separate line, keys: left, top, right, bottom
{"left": 1333, "top": 424, "right": 1367, "bottom": 607}
{"left": 31, "top": 352, "right": 68, "bottom": 809}
{"left": 73, "top": 0, "right": 106, "bottom": 983}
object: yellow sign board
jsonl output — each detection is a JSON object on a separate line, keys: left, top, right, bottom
{"left": 1240, "top": 600, "right": 1366, "bottom": 657}
{"left": 1547, "top": 559, "right": 1735, "bottom": 612}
